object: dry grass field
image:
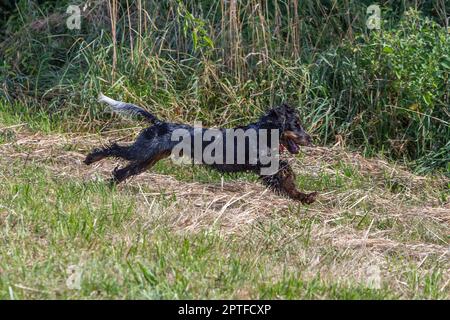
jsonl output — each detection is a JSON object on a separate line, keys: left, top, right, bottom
{"left": 0, "top": 0, "right": 449, "bottom": 300}
{"left": 1, "top": 123, "right": 448, "bottom": 299}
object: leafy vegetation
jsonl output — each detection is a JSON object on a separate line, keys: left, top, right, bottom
{"left": 0, "top": 1, "right": 449, "bottom": 299}
{"left": 0, "top": 0, "right": 449, "bottom": 173}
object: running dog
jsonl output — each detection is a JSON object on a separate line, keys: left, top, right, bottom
{"left": 85, "top": 95, "right": 317, "bottom": 204}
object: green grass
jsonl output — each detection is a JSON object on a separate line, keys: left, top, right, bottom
{"left": 0, "top": 164, "right": 386, "bottom": 299}
{"left": 0, "top": 123, "right": 448, "bottom": 299}
{"left": 1, "top": 2, "right": 449, "bottom": 173}
{"left": 0, "top": 169, "right": 408, "bottom": 299}
{"left": 152, "top": 160, "right": 258, "bottom": 184}
{"left": 0, "top": 1, "right": 449, "bottom": 300}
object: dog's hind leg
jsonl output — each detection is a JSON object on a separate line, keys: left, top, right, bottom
{"left": 111, "top": 161, "right": 148, "bottom": 183}
{"left": 110, "top": 150, "right": 171, "bottom": 183}
{"left": 84, "top": 143, "right": 134, "bottom": 165}
{"left": 260, "top": 160, "right": 317, "bottom": 204}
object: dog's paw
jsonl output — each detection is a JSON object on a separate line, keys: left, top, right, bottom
{"left": 111, "top": 166, "right": 126, "bottom": 184}
{"left": 84, "top": 148, "right": 103, "bottom": 165}
{"left": 302, "top": 192, "right": 318, "bottom": 205}
{"left": 112, "top": 165, "right": 120, "bottom": 176}
{"left": 84, "top": 155, "right": 94, "bottom": 165}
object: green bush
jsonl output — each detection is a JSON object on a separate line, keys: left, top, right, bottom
{"left": 312, "top": 10, "right": 449, "bottom": 172}
{"left": 0, "top": 2, "right": 448, "bottom": 174}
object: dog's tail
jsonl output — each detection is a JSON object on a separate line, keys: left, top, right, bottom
{"left": 98, "top": 93, "right": 160, "bottom": 124}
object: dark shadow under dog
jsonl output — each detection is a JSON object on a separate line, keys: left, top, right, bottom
{"left": 85, "top": 94, "right": 318, "bottom": 204}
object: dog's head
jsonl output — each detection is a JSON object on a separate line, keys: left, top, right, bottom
{"left": 264, "top": 103, "right": 313, "bottom": 154}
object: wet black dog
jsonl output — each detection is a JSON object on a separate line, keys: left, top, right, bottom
{"left": 85, "top": 95, "right": 317, "bottom": 204}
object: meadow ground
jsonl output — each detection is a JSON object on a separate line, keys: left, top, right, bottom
{"left": 1, "top": 0, "right": 449, "bottom": 300}
{"left": 0, "top": 119, "right": 448, "bottom": 299}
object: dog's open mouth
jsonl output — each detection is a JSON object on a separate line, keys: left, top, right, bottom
{"left": 282, "top": 132, "right": 301, "bottom": 154}
{"left": 286, "top": 138, "right": 300, "bottom": 154}
{"left": 282, "top": 131, "right": 312, "bottom": 154}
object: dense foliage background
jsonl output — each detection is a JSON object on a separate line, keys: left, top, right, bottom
{"left": 0, "top": 0, "right": 449, "bottom": 174}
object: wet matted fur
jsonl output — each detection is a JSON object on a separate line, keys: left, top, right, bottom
{"left": 85, "top": 95, "right": 318, "bottom": 204}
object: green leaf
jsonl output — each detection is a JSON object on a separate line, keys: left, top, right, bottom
{"left": 422, "top": 92, "right": 433, "bottom": 105}
{"left": 383, "top": 46, "right": 394, "bottom": 54}
{"left": 192, "top": 30, "right": 198, "bottom": 50}
{"left": 440, "top": 56, "right": 450, "bottom": 70}
{"left": 203, "top": 35, "right": 214, "bottom": 48}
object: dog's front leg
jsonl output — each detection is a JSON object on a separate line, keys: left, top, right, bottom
{"left": 260, "top": 160, "right": 317, "bottom": 204}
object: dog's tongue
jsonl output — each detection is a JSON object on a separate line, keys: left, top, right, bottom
{"left": 287, "top": 139, "right": 299, "bottom": 154}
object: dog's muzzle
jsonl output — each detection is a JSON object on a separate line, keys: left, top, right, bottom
{"left": 282, "top": 131, "right": 312, "bottom": 154}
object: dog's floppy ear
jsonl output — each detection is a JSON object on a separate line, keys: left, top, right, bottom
{"left": 264, "top": 102, "right": 296, "bottom": 128}
{"left": 267, "top": 103, "right": 288, "bottom": 116}
{"left": 265, "top": 108, "right": 283, "bottom": 123}
{"left": 266, "top": 108, "right": 279, "bottom": 118}
{"left": 278, "top": 102, "right": 295, "bottom": 114}
{"left": 264, "top": 104, "right": 287, "bottom": 125}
